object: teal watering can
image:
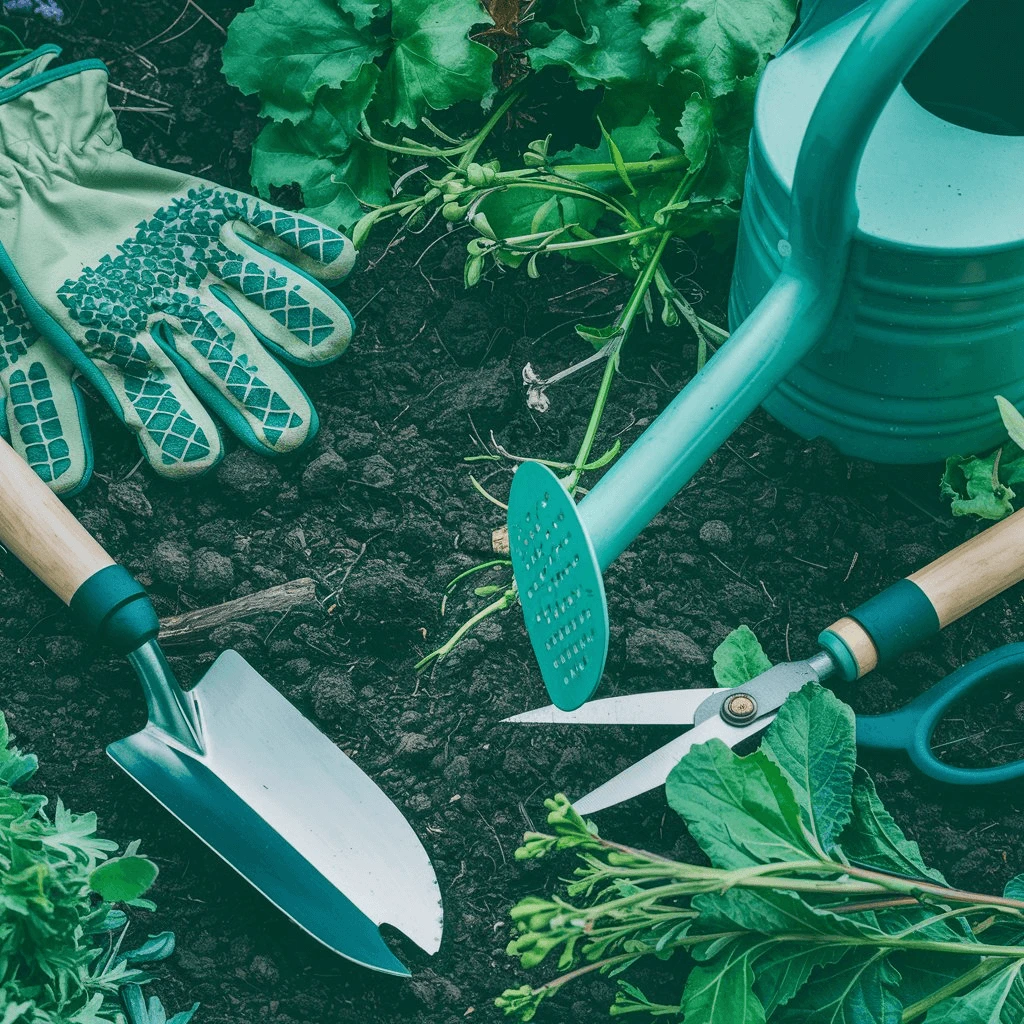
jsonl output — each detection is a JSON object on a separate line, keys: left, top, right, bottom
{"left": 738, "top": 0, "right": 1024, "bottom": 464}
{"left": 508, "top": 0, "right": 986, "bottom": 711}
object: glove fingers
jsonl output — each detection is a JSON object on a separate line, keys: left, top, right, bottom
{"left": 216, "top": 221, "right": 355, "bottom": 367}
{"left": 153, "top": 289, "right": 318, "bottom": 456}
{"left": 0, "top": 340, "right": 91, "bottom": 496}
{"left": 86, "top": 331, "right": 224, "bottom": 480}
{"left": 236, "top": 201, "right": 356, "bottom": 285}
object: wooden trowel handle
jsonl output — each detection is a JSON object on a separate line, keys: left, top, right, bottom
{"left": 820, "top": 506, "right": 1024, "bottom": 679}
{"left": 0, "top": 436, "right": 159, "bottom": 652}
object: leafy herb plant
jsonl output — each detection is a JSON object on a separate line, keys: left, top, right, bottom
{"left": 942, "top": 395, "right": 1024, "bottom": 520}
{"left": 222, "top": 0, "right": 795, "bottom": 665}
{"left": 0, "top": 713, "right": 195, "bottom": 1024}
{"left": 498, "top": 684, "right": 1024, "bottom": 1022}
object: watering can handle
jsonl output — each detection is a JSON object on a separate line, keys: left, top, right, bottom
{"left": 0, "top": 435, "right": 159, "bottom": 652}
{"left": 820, "top": 507, "right": 1024, "bottom": 680}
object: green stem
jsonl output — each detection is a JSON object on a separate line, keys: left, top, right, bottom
{"left": 416, "top": 588, "right": 517, "bottom": 670}
{"left": 458, "top": 91, "right": 523, "bottom": 169}
{"left": 901, "top": 957, "right": 1019, "bottom": 1021}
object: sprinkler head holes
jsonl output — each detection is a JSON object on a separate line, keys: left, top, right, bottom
{"left": 508, "top": 462, "right": 608, "bottom": 711}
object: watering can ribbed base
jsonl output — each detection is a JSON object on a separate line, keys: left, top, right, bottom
{"left": 732, "top": 0, "right": 1024, "bottom": 464}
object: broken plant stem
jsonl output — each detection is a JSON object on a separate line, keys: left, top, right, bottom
{"left": 416, "top": 586, "right": 516, "bottom": 670}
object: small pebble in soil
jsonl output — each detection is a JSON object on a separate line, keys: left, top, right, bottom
{"left": 301, "top": 449, "right": 348, "bottom": 495}
{"left": 152, "top": 539, "right": 192, "bottom": 585}
{"left": 107, "top": 478, "right": 153, "bottom": 518}
{"left": 627, "top": 625, "right": 706, "bottom": 668}
{"left": 310, "top": 666, "right": 356, "bottom": 723}
{"left": 215, "top": 448, "right": 282, "bottom": 503}
{"left": 699, "top": 519, "right": 733, "bottom": 547}
{"left": 398, "top": 732, "right": 433, "bottom": 757}
{"left": 360, "top": 453, "right": 396, "bottom": 487}
{"left": 190, "top": 547, "right": 236, "bottom": 593}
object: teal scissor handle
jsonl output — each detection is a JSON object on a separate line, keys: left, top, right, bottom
{"left": 855, "top": 644, "right": 1024, "bottom": 785}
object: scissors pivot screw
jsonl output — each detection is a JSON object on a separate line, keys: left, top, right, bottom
{"left": 722, "top": 693, "right": 758, "bottom": 725}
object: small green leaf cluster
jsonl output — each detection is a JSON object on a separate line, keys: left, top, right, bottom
{"left": 0, "top": 713, "right": 196, "bottom": 1024}
{"left": 498, "top": 685, "right": 1024, "bottom": 1022}
{"left": 942, "top": 395, "right": 1024, "bottom": 519}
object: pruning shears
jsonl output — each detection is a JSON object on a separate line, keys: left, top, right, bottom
{"left": 508, "top": 506, "right": 1024, "bottom": 813}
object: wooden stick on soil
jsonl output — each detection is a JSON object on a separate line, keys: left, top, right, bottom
{"left": 159, "top": 577, "right": 318, "bottom": 645}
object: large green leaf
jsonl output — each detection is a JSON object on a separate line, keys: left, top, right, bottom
{"left": 666, "top": 740, "right": 822, "bottom": 869}
{"left": 373, "top": 0, "right": 496, "bottom": 128}
{"left": 754, "top": 943, "right": 848, "bottom": 1016}
{"left": 528, "top": 0, "right": 653, "bottom": 90}
{"left": 924, "top": 960, "right": 1024, "bottom": 1024}
{"left": 250, "top": 67, "right": 389, "bottom": 231}
{"left": 640, "top": 0, "right": 797, "bottom": 99}
{"left": 250, "top": 65, "right": 380, "bottom": 192}
{"left": 775, "top": 949, "right": 903, "bottom": 1024}
{"left": 696, "top": 887, "right": 881, "bottom": 941}
{"left": 713, "top": 625, "right": 772, "bottom": 687}
{"left": 839, "top": 770, "right": 947, "bottom": 885}
{"left": 682, "top": 941, "right": 767, "bottom": 1024}
{"left": 761, "top": 684, "right": 855, "bottom": 854}
{"left": 222, "top": 0, "right": 384, "bottom": 122}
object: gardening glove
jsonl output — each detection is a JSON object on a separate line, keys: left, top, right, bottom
{"left": 0, "top": 46, "right": 356, "bottom": 495}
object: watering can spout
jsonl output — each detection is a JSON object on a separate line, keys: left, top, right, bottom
{"left": 508, "top": 0, "right": 972, "bottom": 711}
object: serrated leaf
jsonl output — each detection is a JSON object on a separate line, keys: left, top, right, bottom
{"left": 839, "top": 769, "right": 947, "bottom": 884}
{"left": 924, "top": 959, "right": 1024, "bottom": 1024}
{"left": 682, "top": 941, "right": 767, "bottom": 1024}
{"left": 712, "top": 625, "right": 772, "bottom": 687}
{"left": 640, "top": 0, "right": 797, "bottom": 99}
{"left": 761, "top": 684, "right": 855, "bottom": 854}
{"left": 374, "top": 0, "right": 496, "bottom": 128}
{"left": 528, "top": 0, "right": 652, "bottom": 90}
{"left": 666, "top": 739, "right": 822, "bottom": 869}
{"left": 89, "top": 856, "right": 159, "bottom": 904}
{"left": 775, "top": 949, "right": 902, "bottom": 1024}
{"left": 222, "top": 0, "right": 384, "bottom": 122}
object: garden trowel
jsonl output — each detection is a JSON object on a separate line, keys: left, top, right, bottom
{"left": 0, "top": 436, "right": 442, "bottom": 976}
{"left": 507, "top": 0, "right": 970, "bottom": 711}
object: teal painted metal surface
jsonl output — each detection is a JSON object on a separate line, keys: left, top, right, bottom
{"left": 735, "top": 0, "right": 1024, "bottom": 462}
{"left": 510, "top": 0, "right": 969, "bottom": 709}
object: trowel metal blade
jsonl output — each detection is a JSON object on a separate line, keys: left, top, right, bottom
{"left": 107, "top": 650, "right": 442, "bottom": 976}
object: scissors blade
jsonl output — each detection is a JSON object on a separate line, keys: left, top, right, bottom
{"left": 573, "top": 713, "right": 775, "bottom": 815}
{"left": 504, "top": 689, "right": 717, "bottom": 726}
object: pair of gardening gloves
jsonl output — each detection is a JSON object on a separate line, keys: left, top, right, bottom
{"left": 0, "top": 46, "right": 357, "bottom": 495}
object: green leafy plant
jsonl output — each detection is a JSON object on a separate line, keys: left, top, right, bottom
{"left": 712, "top": 625, "right": 772, "bottom": 687}
{"left": 0, "top": 713, "right": 196, "bottom": 1024}
{"left": 222, "top": 0, "right": 795, "bottom": 663}
{"left": 498, "top": 683, "right": 1024, "bottom": 1022}
{"left": 942, "top": 395, "right": 1024, "bottom": 520}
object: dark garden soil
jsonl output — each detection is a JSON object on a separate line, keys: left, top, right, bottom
{"left": 3, "top": 4, "right": 1024, "bottom": 1023}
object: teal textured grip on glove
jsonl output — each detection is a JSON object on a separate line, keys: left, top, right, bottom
{"left": 0, "top": 284, "right": 91, "bottom": 494}
{"left": 70, "top": 564, "right": 161, "bottom": 654}
{"left": 0, "top": 50, "right": 357, "bottom": 490}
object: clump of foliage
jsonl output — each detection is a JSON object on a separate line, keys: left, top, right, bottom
{"left": 942, "top": 395, "right": 1024, "bottom": 520}
{"left": 222, "top": 0, "right": 796, "bottom": 664}
{"left": 498, "top": 684, "right": 1024, "bottom": 1022}
{"left": 0, "top": 713, "right": 196, "bottom": 1024}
